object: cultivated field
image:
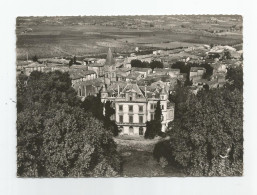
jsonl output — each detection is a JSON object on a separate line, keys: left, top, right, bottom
{"left": 16, "top": 16, "right": 243, "bottom": 60}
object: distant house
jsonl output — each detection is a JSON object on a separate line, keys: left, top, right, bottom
{"left": 126, "top": 72, "right": 143, "bottom": 81}
{"left": 132, "top": 67, "right": 152, "bottom": 78}
{"left": 23, "top": 62, "right": 48, "bottom": 76}
{"left": 69, "top": 69, "right": 97, "bottom": 85}
{"left": 168, "top": 69, "right": 181, "bottom": 78}
{"left": 189, "top": 67, "right": 206, "bottom": 82}
{"left": 73, "top": 78, "right": 104, "bottom": 100}
{"left": 87, "top": 63, "right": 104, "bottom": 77}
{"left": 83, "top": 58, "right": 97, "bottom": 65}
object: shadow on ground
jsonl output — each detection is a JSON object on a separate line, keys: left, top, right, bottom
{"left": 115, "top": 136, "right": 185, "bottom": 177}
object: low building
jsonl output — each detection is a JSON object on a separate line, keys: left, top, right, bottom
{"left": 87, "top": 63, "right": 104, "bottom": 77}
{"left": 168, "top": 69, "right": 181, "bottom": 78}
{"left": 73, "top": 78, "right": 104, "bottom": 100}
{"left": 189, "top": 67, "right": 206, "bottom": 83}
{"left": 101, "top": 82, "right": 174, "bottom": 136}
{"left": 132, "top": 67, "right": 152, "bottom": 78}
{"left": 69, "top": 69, "right": 97, "bottom": 85}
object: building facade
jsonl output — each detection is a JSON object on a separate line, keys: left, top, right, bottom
{"left": 101, "top": 82, "right": 174, "bottom": 136}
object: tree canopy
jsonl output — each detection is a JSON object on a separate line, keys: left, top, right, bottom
{"left": 226, "top": 66, "right": 243, "bottom": 91}
{"left": 17, "top": 71, "right": 121, "bottom": 177}
{"left": 165, "top": 87, "right": 243, "bottom": 176}
{"left": 144, "top": 101, "right": 162, "bottom": 139}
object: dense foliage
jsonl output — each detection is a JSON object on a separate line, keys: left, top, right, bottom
{"left": 226, "top": 66, "right": 243, "bottom": 91}
{"left": 81, "top": 96, "right": 119, "bottom": 136}
{"left": 171, "top": 61, "right": 214, "bottom": 82}
{"left": 144, "top": 101, "right": 162, "bottom": 139}
{"left": 158, "top": 69, "right": 243, "bottom": 176}
{"left": 130, "top": 59, "right": 164, "bottom": 70}
{"left": 131, "top": 59, "right": 150, "bottom": 68}
{"left": 17, "top": 71, "right": 121, "bottom": 177}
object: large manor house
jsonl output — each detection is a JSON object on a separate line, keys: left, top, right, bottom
{"left": 99, "top": 49, "right": 175, "bottom": 136}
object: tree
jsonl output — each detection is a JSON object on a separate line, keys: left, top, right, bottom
{"left": 82, "top": 93, "right": 104, "bottom": 121}
{"left": 223, "top": 50, "right": 232, "bottom": 60}
{"left": 226, "top": 66, "right": 243, "bottom": 91}
{"left": 17, "top": 71, "right": 80, "bottom": 113}
{"left": 131, "top": 59, "right": 142, "bottom": 68}
{"left": 69, "top": 58, "right": 73, "bottom": 67}
{"left": 104, "top": 101, "right": 119, "bottom": 136}
{"left": 17, "top": 71, "right": 121, "bottom": 177}
{"left": 32, "top": 55, "right": 38, "bottom": 62}
{"left": 164, "top": 88, "right": 243, "bottom": 176}
{"left": 150, "top": 60, "right": 164, "bottom": 70}
{"left": 144, "top": 101, "right": 162, "bottom": 139}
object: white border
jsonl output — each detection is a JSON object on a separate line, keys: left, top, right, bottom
{"left": 0, "top": 0, "right": 257, "bottom": 194}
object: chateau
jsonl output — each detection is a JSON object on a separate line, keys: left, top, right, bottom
{"left": 101, "top": 82, "right": 175, "bottom": 136}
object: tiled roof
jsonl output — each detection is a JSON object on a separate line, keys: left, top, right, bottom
{"left": 88, "top": 63, "right": 104, "bottom": 67}
{"left": 69, "top": 69, "right": 96, "bottom": 80}
{"left": 190, "top": 67, "right": 206, "bottom": 72}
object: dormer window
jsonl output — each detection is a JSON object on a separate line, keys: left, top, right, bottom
{"left": 130, "top": 96, "right": 132, "bottom": 101}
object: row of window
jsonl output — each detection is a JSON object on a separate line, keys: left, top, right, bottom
{"left": 119, "top": 115, "right": 144, "bottom": 123}
{"left": 119, "top": 113, "right": 164, "bottom": 123}
{"left": 118, "top": 104, "right": 165, "bottom": 112}
{"left": 119, "top": 105, "right": 144, "bottom": 112}
{"left": 120, "top": 126, "right": 144, "bottom": 135}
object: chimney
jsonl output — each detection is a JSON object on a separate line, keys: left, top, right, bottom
{"left": 145, "top": 85, "right": 147, "bottom": 98}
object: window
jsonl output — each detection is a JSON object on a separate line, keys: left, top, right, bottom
{"left": 130, "top": 96, "right": 132, "bottom": 101}
{"left": 129, "top": 126, "right": 133, "bottom": 134}
{"left": 139, "top": 115, "right": 143, "bottom": 123}
{"left": 150, "top": 113, "right": 155, "bottom": 121}
{"left": 161, "top": 105, "right": 164, "bottom": 110}
{"left": 129, "top": 105, "right": 133, "bottom": 112}
{"left": 119, "top": 126, "right": 123, "bottom": 133}
{"left": 129, "top": 115, "right": 133, "bottom": 123}
{"left": 139, "top": 127, "right": 144, "bottom": 135}
{"left": 161, "top": 95, "right": 164, "bottom": 100}
{"left": 119, "top": 105, "right": 123, "bottom": 111}
{"left": 119, "top": 115, "right": 123, "bottom": 123}
{"left": 139, "top": 105, "right": 143, "bottom": 112}
{"left": 151, "top": 103, "right": 156, "bottom": 110}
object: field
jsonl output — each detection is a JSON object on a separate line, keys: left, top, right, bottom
{"left": 115, "top": 136, "right": 185, "bottom": 177}
{"left": 16, "top": 16, "right": 243, "bottom": 60}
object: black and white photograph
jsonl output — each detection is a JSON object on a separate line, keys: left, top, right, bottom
{"left": 1, "top": 0, "right": 257, "bottom": 194}
{"left": 16, "top": 15, "right": 243, "bottom": 177}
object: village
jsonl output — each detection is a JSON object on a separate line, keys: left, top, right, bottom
{"left": 16, "top": 43, "right": 243, "bottom": 136}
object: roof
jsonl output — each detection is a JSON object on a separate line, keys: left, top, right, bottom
{"left": 69, "top": 69, "right": 96, "bottom": 80}
{"left": 88, "top": 63, "right": 104, "bottom": 67}
{"left": 132, "top": 67, "right": 151, "bottom": 73}
{"left": 25, "top": 62, "right": 46, "bottom": 68}
{"left": 121, "top": 83, "right": 145, "bottom": 97}
{"left": 73, "top": 78, "right": 104, "bottom": 90}
{"left": 127, "top": 72, "right": 141, "bottom": 79}
{"left": 105, "top": 48, "right": 116, "bottom": 65}
{"left": 190, "top": 67, "right": 206, "bottom": 72}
